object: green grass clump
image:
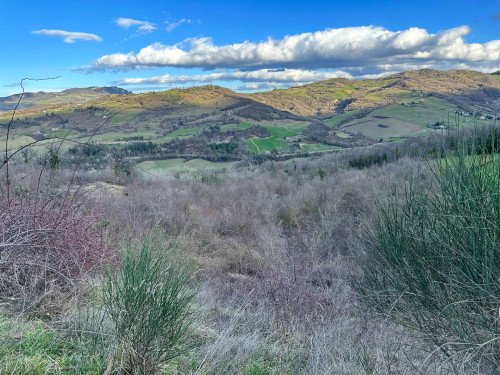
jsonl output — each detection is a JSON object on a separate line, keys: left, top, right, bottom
{"left": 358, "top": 130, "right": 500, "bottom": 370}
{"left": 102, "top": 234, "right": 197, "bottom": 375}
{"left": 0, "top": 316, "right": 104, "bottom": 374}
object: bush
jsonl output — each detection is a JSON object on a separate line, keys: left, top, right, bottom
{"left": 358, "top": 133, "right": 500, "bottom": 370}
{"left": 102, "top": 233, "right": 197, "bottom": 375}
{"left": 0, "top": 192, "right": 110, "bottom": 315}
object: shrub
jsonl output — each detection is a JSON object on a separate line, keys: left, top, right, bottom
{"left": 102, "top": 233, "right": 197, "bottom": 375}
{"left": 0, "top": 191, "right": 110, "bottom": 315}
{"left": 357, "top": 132, "right": 500, "bottom": 370}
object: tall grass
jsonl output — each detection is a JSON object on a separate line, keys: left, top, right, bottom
{"left": 358, "top": 129, "right": 500, "bottom": 371}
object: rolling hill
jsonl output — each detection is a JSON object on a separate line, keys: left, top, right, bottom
{"left": 1, "top": 70, "right": 499, "bottom": 171}
{"left": 0, "top": 86, "right": 131, "bottom": 113}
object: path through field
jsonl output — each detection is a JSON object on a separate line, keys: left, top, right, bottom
{"left": 249, "top": 138, "right": 261, "bottom": 153}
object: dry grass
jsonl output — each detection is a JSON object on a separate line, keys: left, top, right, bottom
{"left": 95, "top": 155, "right": 461, "bottom": 374}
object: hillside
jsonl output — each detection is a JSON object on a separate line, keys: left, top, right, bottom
{"left": 250, "top": 69, "right": 500, "bottom": 116}
{"left": 0, "top": 86, "right": 131, "bottom": 113}
{"left": 1, "top": 70, "right": 499, "bottom": 173}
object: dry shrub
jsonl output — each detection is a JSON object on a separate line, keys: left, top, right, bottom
{"left": 100, "top": 156, "right": 452, "bottom": 373}
{"left": 0, "top": 192, "right": 112, "bottom": 315}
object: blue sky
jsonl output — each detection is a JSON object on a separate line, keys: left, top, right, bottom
{"left": 0, "top": 0, "right": 498, "bottom": 96}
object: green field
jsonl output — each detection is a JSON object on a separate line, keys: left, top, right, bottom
{"left": 246, "top": 125, "right": 299, "bottom": 154}
{"left": 237, "top": 122, "right": 255, "bottom": 130}
{"left": 220, "top": 123, "right": 238, "bottom": 131}
{"left": 106, "top": 109, "right": 142, "bottom": 127}
{"left": 1, "top": 135, "right": 36, "bottom": 150}
{"left": 168, "top": 126, "right": 208, "bottom": 137}
{"left": 370, "top": 97, "right": 456, "bottom": 127}
{"left": 46, "top": 128, "right": 80, "bottom": 139}
{"left": 324, "top": 110, "right": 362, "bottom": 127}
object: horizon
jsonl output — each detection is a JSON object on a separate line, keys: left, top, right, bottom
{"left": 1, "top": 0, "right": 499, "bottom": 96}
{"left": 3, "top": 68, "right": 499, "bottom": 97}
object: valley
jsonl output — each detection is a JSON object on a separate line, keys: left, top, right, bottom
{"left": 2, "top": 69, "right": 499, "bottom": 176}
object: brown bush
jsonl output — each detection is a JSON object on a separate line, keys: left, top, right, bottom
{"left": 0, "top": 191, "right": 113, "bottom": 315}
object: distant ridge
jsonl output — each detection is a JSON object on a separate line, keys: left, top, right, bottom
{"left": 2, "top": 70, "right": 499, "bottom": 117}
{"left": 250, "top": 69, "right": 500, "bottom": 116}
{"left": 0, "top": 86, "right": 131, "bottom": 113}
{"left": 0, "top": 86, "right": 131, "bottom": 104}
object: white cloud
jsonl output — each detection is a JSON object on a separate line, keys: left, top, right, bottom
{"left": 113, "top": 68, "right": 352, "bottom": 86}
{"left": 32, "top": 29, "right": 102, "bottom": 43}
{"left": 115, "top": 17, "right": 157, "bottom": 34}
{"left": 89, "top": 25, "right": 500, "bottom": 72}
{"left": 234, "top": 82, "right": 294, "bottom": 91}
{"left": 166, "top": 19, "right": 193, "bottom": 32}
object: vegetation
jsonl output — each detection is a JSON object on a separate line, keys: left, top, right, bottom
{"left": 2, "top": 71, "right": 500, "bottom": 374}
{"left": 357, "top": 130, "right": 500, "bottom": 372}
{"left": 101, "top": 234, "right": 196, "bottom": 375}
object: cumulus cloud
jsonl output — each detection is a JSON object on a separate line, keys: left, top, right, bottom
{"left": 166, "top": 19, "right": 193, "bottom": 32}
{"left": 88, "top": 25, "right": 500, "bottom": 71}
{"left": 115, "top": 17, "right": 157, "bottom": 34}
{"left": 113, "top": 68, "right": 352, "bottom": 86}
{"left": 234, "top": 82, "right": 292, "bottom": 91}
{"left": 32, "top": 29, "right": 102, "bottom": 43}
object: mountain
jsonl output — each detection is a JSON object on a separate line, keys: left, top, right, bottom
{"left": 0, "top": 86, "right": 131, "bottom": 112}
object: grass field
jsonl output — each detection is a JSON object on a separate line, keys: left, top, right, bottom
{"left": 300, "top": 143, "right": 341, "bottom": 152}
{"left": 369, "top": 97, "right": 456, "bottom": 127}
{"left": 237, "top": 122, "right": 255, "bottom": 130}
{"left": 341, "top": 117, "right": 425, "bottom": 139}
{"left": 168, "top": 126, "right": 208, "bottom": 137}
{"left": 45, "top": 128, "right": 79, "bottom": 137}
{"left": 220, "top": 123, "right": 238, "bottom": 131}
{"left": 1, "top": 135, "right": 36, "bottom": 150}
{"left": 324, "top": 110, "right": 362, "bottom": 127}
{"left": 106, "top": 109, "right": 142, "bottom": 127}
{"left": 137, "top": 158, "right": 235, "bottom": 173}
{"left": 284, "top": 122, "right": 310, "bottom": 131}
{"left": 246, "top": 125, "right": 299, "bottom": 153}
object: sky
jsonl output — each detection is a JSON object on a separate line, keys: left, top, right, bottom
{"left": 0, "top": 0, "right": 499, "bottom": 96}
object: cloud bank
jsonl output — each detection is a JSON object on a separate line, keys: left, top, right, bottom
{"left": 89, "top": 25, "right": 500, "bottom": 71}
{"left": 76, "top": 25, "right": 500, "bottom": 90}
{"left": 32, "top": 29, "right": 102, "bottom": 43}
{"left": 113, "top": 68, "right": 352, "bottom": 86}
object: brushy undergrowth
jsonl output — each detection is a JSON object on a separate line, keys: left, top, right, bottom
{"left": 0, "top": 186, "right": 113, "bottom": 316}
{"left": 358, "top": 131, "right": 500, "bottom": 372}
